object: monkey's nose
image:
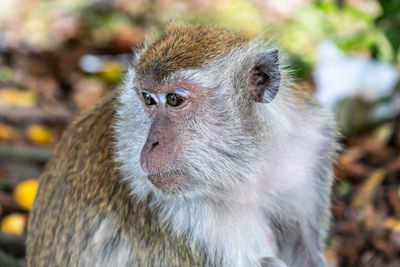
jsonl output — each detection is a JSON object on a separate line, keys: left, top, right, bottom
{"left": 139, "top": 139, "right": 161, "bottom": 171}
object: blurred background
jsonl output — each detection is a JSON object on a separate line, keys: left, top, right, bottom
{"left": 0, "top": 0, "right": 399, "bottom": 266}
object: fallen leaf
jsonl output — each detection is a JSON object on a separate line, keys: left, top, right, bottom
{"left": 101, "top": 61, "right": 124, "bottom": 84}
{"left": 0, "top": 123, "right": 15, "bottom": 140}
{"left": 353, "top": 169, "right": 386, "bottom": 209}
{"left": 73, "top": 78, "right": 106, "bottom": 111}
{"left": 0, "top": 88, "right": 37, "bottom": 108}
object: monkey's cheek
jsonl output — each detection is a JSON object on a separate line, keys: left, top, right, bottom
{"left": 147, "top": 174, "right": 183, "bottom": 194}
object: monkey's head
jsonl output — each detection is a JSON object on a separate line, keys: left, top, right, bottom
{"left": 115, "top": 24, "right": 282, "bottom": 201}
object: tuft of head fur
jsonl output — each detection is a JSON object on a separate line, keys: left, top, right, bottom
{"left": 136, "top": 23, "right": 248, "bottom": 82}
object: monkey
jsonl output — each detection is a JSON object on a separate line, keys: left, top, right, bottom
{"left": 26, "top": 23, "right": 337, "bottom": 267}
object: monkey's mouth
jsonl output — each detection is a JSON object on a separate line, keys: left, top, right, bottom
{"left": 147, "top": 169, "right": 185, "bottom": 193}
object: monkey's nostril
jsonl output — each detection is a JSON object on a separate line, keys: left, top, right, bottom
{"left": 151, "top": 141, "right": 159, "bottom": 149}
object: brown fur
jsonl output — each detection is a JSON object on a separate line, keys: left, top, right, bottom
{"left": 137, "top": 24, "right": 247, "bottom": 81}
{"left": 26, "top": 89, "right": 206, "bottom": 266}
{"left": 27, "top": 24, "right": 334, "bottom": 267}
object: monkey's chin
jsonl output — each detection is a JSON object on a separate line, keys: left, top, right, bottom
{"left": 147, "top": 171, "right": 185, "bottom": 195}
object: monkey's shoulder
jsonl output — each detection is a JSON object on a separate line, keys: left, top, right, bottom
{"left": 38, "top": 88, "right": 128, "bottom": 203}
{"left": 54, "top": 90, "right": 118, "bottom": 161}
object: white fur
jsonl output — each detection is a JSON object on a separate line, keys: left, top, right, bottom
{"left": 77, "top": 218, "right": 133, "bottom": 267}
{"left": 114, "top": 40, "right": 336, "bottom": 267}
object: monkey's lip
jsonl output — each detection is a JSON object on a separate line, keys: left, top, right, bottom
{"left": 147, "top": 169, "right": 184, "bottom": 178}
{"left": 147, "top": 169, "right": 185, "bottom": 193}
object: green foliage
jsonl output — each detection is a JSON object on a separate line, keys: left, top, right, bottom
{"left": 338, "top": 181, "right": 352, "bottom": 197}
{"left": 278, "top": 0, "right": 399, "bottom": 79}
{"left": 0, "top": 251, "right": 22, "bottom": 267}
{"left": 375, "top": 0, "right": 400, "bottom": 62}
{"left": 287, "top": 55, "right": 313, "bottom": 80}
{"left": 0, "top": 67, "right": 13, "bottom": 84}
{"left": 82, "top": 8, "right": 133, "bottom": 46}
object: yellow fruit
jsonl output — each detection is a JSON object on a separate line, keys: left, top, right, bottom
{"left": 1, "top": 213, "right": 26, "bottom": 235}
{"left": 27, "top": 125, "right": 53, "bottom": 145}
{"left": 101, "top": 61, "right": 123, "bottom": 84}
{"left": 14, "top": 179, "right": 39, "bottom": 211}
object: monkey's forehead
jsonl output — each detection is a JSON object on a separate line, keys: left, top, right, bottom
{"left": 136, "top": 24, "right": 248, "bottom": 82}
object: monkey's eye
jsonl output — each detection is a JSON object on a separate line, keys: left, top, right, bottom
{"left": 142, "top": 92, "right": 156, "bottom": 106}
{"left": 166, "top": 93, "right": 185, "bottom": 107}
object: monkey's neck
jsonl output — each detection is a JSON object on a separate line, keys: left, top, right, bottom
{"left": 156, "top": 188, "right": 277, "bottom": 267}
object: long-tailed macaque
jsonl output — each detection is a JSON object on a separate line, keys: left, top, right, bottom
{"left": 27, "top": 23, "right": 337, "bottom": 267}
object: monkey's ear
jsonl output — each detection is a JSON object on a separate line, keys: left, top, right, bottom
{"left": 248, "top": 49, "right": 280, "bottom": 103}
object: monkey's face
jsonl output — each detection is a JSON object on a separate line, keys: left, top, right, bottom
{"left": 134, "top": 79, "right": 255, "bottom": 197}
{"left": 114, "top": 25, "right": 281, "bottom": 201}
{"left": 132, "top": 57, "right": 279, "bottom": 198}
{"left": 135, "top": 78, "right": 209, "bottom": 195}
